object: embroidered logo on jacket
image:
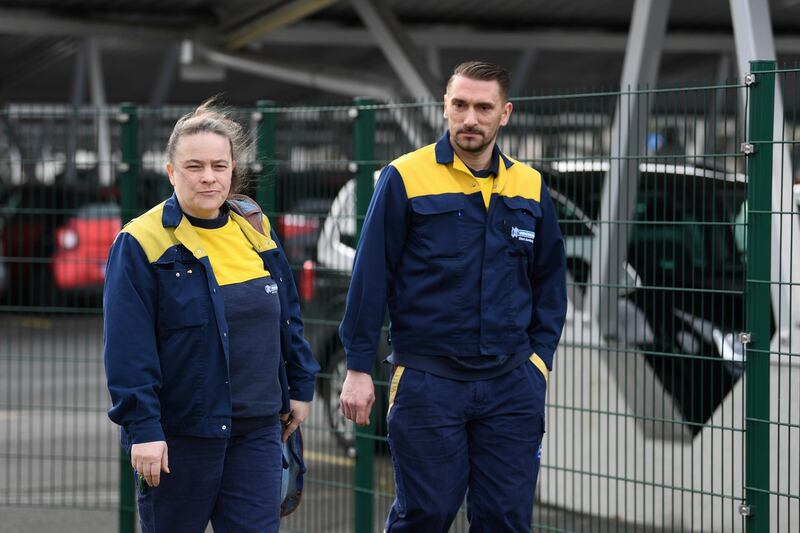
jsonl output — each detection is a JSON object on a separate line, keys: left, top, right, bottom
{"left": 511, "top": 226, "right": 536, "bottom": 243}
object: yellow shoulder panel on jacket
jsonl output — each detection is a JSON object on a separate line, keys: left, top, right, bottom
{"left": 392, "top": 144, "right": 476, "bottom": 199}
{"left": 121, "top": 203, "right": 178, "bottom": 263}
{"left": 499, "top": 159, "right": 542, "bottom": 202}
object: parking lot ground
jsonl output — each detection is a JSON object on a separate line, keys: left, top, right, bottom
{"left": 1, "top": 314, "right": 668, "bottom": 533}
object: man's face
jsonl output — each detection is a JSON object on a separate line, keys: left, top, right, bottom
{"left": 444, "top": 75, "right": 512, "bottom": 154}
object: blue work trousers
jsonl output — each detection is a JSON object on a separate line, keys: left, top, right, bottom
{"left": 135, "top": 421, "right": 282, "bottom": 533}
{"left": 385, "top": 361, "right": 547, "bottom": 533}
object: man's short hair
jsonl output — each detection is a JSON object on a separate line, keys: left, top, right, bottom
{"left": 447, "top": 61, "right": 511, "bottom": 102}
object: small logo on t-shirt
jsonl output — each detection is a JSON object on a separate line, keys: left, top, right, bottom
{"left": 511, "top": 226, "right": 536, "bottom": 243}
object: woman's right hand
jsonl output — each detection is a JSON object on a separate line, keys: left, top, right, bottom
{"left": 131, "top": 441, "right": 170, "bottom": 488}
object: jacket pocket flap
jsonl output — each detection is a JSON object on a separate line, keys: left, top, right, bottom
{"left": 410, "top": 194, "right": 464, "bottom": 215}
{"left": 501, "top": 196, "right": 542, "bottom": 217}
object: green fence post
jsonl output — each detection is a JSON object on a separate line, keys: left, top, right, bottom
{"left": 255, "top": 100, "right": 277, "bottom": 217}
{"left": 744, "top": 60, "right": 774, "bottom": 533}
{"left": 117, "top": 102, "right": 138, "bottom": 533}
{"left": 353, "top": 96, "right": 376, "bottom": 533}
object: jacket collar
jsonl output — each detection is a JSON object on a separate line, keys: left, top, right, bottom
{"left": 161, "top": 193, "right": 276, "bottom": 257}
{"left": 161, "top": 193, "right": 184, "bottom": 228}
{"left": 434, "top": 131, "right": 515, "bottom": 197}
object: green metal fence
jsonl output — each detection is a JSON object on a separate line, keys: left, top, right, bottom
{"left": 1, "top": 60, "right": 799, "bottom": 532}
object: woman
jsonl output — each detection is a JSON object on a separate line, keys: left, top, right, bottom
{"left": 103, "top": 99, "right": 319, "bottom": 533}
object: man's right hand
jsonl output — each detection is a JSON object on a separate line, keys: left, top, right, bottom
{"left": 131, "top": 440, "right": 170, "bottom": 488}
{"left": 340, "top": 370, "right": 375, "bottom": 426}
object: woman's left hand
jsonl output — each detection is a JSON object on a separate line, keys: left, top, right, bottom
{"left": 281, "top": 399, "right": 310, "bottom": 442}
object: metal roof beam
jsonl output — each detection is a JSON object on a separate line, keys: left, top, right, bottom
{"left": 348, "top": 0, "right": 439, "bottom": 101}
{"left": 225, "top": 0, "right": 337, "bottom": 51}
{"left": 0, "top": 8, "right": 189, "bottom": 42}
{"left": 258, "top": 22, "right": 800, "bottom": 54}
{"left": 199, "top": 45, "right": 396, "bottom": 100}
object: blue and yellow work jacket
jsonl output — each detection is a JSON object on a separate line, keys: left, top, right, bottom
{"left": 103, "top": 194, "right": 318, "bottom": 447}
{"left": 340, "top": 133, "right": 567, "bottom": 374}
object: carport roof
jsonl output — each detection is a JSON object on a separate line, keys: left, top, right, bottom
{"left": 0, "top": 0, "right": 799, "bottom": 105}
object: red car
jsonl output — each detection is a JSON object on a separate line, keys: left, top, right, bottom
{"left": 52, "top": 203, "right": 120, "bottom": 293}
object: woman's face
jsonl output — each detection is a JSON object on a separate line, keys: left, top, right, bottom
{"left": 166, "top": 131, "right": 234, "bottom": 219}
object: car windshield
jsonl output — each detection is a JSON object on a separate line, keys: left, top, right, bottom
{"left": 550, "top": 165, "right": 747, "bottom": 282}
{"left": 631, "top": 172, "right": 746, "bottom": 279}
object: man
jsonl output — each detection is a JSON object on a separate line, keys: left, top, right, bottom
{"left": 339, "top": 61, "right": 567, "bottom": 532}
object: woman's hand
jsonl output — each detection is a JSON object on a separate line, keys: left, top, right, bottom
{"left": 281, "top": 400, "right": 310, "bottom": 442}
{"left": 131, "top": 441, "right": 170, "bottom": 488}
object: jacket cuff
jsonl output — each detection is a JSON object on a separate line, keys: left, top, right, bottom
{"left": 345, "top": 351, "right": 374, "bottom": 374}
{"left": 531, "top": 343, "right": 555, "bottom": 371}
{"left": 289, "top": 377, "right": 316, "bottom": 402}
{"left": 125, "top": 421, "right": 165, "bottom": 445}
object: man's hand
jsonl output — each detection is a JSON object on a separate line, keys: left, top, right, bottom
{"left": 281, "top": 399, "right": 310, "bottom": 442}
{"left": 340, "top": 370, "right": 375, "bottom": 426}
{"left": 131, "top": 441, "right": 170, "bottom": 488}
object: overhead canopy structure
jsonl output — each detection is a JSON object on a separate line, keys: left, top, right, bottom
{"left": 0, "top": 0, "right": 799, "bottom": 104}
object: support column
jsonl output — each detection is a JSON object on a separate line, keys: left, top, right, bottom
{"left": 65, "top": 40, "right": 88, "bottom": 182}
{"left": 588, "top": 0, "right": 671, "bottom": 335}
{"left": 730, "top": 0, "right": 800, "bottom": 345}
{"left": 87, "top": 38, "right": 111, "bottom": 186}
{"left": 348, "top": 0, "right": 438, "bottom": 101}
{"left": 509, "top": 48, "right": 537, "bottom": 98}
{"left": 148, "top": 44, "right": 179, "bottom": 106}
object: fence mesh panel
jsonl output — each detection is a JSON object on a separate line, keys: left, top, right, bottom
{"left": 0, "top": 72, "right": 798, "bottom": 531}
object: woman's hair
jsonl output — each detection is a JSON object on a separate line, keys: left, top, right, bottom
{"left": 166, "top": 96, "right": 252, "bottom": 195}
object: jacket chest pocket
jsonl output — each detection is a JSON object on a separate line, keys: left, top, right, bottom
{"left": 500, "top": 196, "right": 541, "bottom": 257}
{"left": 409, "top": 195, "right": 464, "bottom": 259}
{"left": 155, "top": 260, "right": 209, "bottom": 330}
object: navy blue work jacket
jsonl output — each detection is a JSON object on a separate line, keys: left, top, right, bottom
{"left": 103, "top": 194, "right": 319, "bottom": 446}
{"left": 340, "top": 134, "right": 567, "bottom": 374}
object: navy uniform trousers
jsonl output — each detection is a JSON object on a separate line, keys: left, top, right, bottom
{"left": 385, "top": 359, "right": 547, "bottom": 533}
{"left": 135, "top": 421, "right": 283, "bottom": 533}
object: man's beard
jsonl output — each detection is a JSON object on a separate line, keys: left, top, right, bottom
{"left": 454, "top": 128, "right": 494, "bottom": 153}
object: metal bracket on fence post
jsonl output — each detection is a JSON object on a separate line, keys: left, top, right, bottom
{"left": 255, "top": 100, "right": 276, "bottom": 217}
{"left": 744, "top": 59, "right": 775, "bottom": 533}
{"left": 117, "top": 102, "right": 138, "bottom": 533}
{"left": 740, "top": 143, "right": 755, "bottom": 156}
{"left": 353, "top": 96, "right": 376, "bottom": 533}
{"left": 739, "top": 503, "right": 753, "bottom": 517}
{"left": 744, "top": 73, "right": 757, "bottom": 86}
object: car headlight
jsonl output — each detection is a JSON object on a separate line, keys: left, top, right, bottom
{"left": 57, "top": 228, "right": 79, "bottom": 250}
